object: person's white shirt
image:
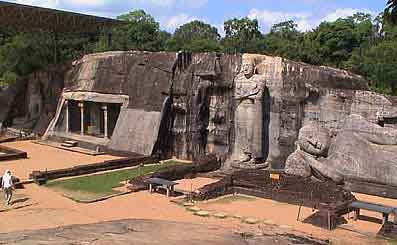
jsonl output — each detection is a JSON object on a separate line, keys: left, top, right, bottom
{"left": 2, "top": 171, "right": 12, "bottom": 189}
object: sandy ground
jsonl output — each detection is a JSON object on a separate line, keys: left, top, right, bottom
{"left": 0, "top": 141, "right": 395, "bottom": 244}
{"left": 196, "top": 194, "right": 397, "bottom": 244}
{"left": 0, "top": 177, "right": 392, "bottom": 244}
{"left": 0, "top": 141, "right": 121, "bottom": 180}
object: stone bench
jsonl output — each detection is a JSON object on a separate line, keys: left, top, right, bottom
{"left": 349, "top": 200, "right": 397, "bottom": 225}
{"left": 145, "top": 178, "right": 178, "bottom": 197}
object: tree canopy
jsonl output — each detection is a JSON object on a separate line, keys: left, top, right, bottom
{"left": 112, "top": 10, "right": 169, "bottom": 51}
{"left": 166, "top": 20, "right": 220, "bottom": 52}
{"left": 222, "top": 17, "right": 262, "bottom": 53}
{"left": 385, "top": 0, "right": 397, "bottom": 24}
{"left": 1, "top": 4, "right": 397, "bottom": 95}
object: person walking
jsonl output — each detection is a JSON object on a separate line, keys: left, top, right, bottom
{"left": 2, "top": 170, "right": 13, "bottom": 205}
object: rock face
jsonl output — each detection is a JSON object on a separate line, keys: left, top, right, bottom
{"left": 4, "top": 51, "right": 397, "bottom": 175}
{"left": 0, "top": 64, "right": 68, "bottom": 135}
{"left": 226, "top": 54, "right": 368, "bottom": 168}
{"left": 286, "top": 114, "right": 397, "bottom": 187}
{"left": 44, "top": 51, "right": 240, "bottom": 160}
{"left": 0, "top": 219, "right": 327, "bottom": 245}
{"left": 284, "top": 150, "right": 312, "bottom": 178}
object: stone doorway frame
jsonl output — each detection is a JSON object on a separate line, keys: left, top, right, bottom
{"left": 43, "top": 91, "right": 129, "bottom": 142}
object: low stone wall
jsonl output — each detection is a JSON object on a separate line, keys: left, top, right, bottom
{"left": 30, "top": 156, "right": 157, "bottom": 185}
{"left": 193, "top": 170, "right": 355, "bottom": 211}
{"left": 191, "top": 177, "right": 233, "bottom": 201}
{"left": 0, "top": 145, "right": 28, "bottom": 161}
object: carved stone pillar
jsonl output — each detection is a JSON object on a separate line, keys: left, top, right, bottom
{"left": 65, "top": 100, "right": 69, "bottom": 133}
{"left": 102, "top": 104, "right": 108, "bottom": 139}
{"left": 78, "top": 102, "right": 84, "bottom": 136}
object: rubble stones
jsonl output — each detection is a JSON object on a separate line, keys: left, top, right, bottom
{"left": 243, "top": 217, "right": 259, "bottom": 224}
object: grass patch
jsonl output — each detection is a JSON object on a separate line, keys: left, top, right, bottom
{"left": 46, "top": 160, "right": 181, "bottom": 198}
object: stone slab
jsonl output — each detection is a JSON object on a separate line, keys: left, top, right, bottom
{"left": 109, "top": 109, "right": 161, "bottom": 155}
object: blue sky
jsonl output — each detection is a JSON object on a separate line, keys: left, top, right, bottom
{"left": 5, "top": 0, "right": 387, "bottom": 34}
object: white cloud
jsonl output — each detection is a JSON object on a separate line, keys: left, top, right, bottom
{"left": 248, "top": 9, "right": 314, "bottom": 32}
{"left": 296, "top": 18, "right": 313, "bottom": 32}
{"left": 131, "top": 0, "right": 207, "bottom": 9}
{"left": 217, "top": 23, "right": 225, "bottom": 37}
{"left": 66, "top": 0, "right": 106, "bottom": 7}
{"left": 248, "top": 7, "right": 376, "bottom": 33}
{"left": 164, "top": 13, "right": 198, "bottom": 30}
{"left": 322, "top": 8, "right": 374, "bottom": 22}
{"left": 15, "top": 0, "right": 59, "bottom": 9}
{"left": 130, "top": 0, "right": 176, "bottom": 8}
{"left": 181, "top": 0, "right": 208, "bottom": 8}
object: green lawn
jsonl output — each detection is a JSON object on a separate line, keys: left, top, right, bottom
{"left": 46, "top": 160, "right": 181, "bottom": 197}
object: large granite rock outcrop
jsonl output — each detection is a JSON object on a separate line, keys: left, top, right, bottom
{"left": 4, "top": 51, "right": 397, "bottom": 177}
{"left": 0, "top": 64, "right": 68, "bottom": 135}
{"left": 286, "top": 114, "right": 397, "bottom": 187}
{"left": 46, "top": 51, "right": 240, "bottom": 159}
{"left": 227, "top": 54, "right": 369, "bottom": 169}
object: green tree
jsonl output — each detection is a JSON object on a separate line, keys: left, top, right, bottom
{"left": 385, "top": 0, "right": 397, "bottom": 24}
{"left": 300, "top": 13, "right": 374, "bottom": 67}
{"left": 108, "top": 10, "right": 170, "bottom": 51}
{"left": 346, "top": 18, "right": 397, "bottom": 95}
{"left": 357, "top": 40, "right": 397, "bottom": 95}
{"left": 221, "top": 17, "right": 263, "bottom": 53}
{"left": 261, "top": 20, "right": 303, "bottom": 60}
{"left": 270, "top": 20, "right": 300, "bottom": 38}
{"left": 0, "top": 71, "right": 17, "bottom": 89}
{"left": 0, "top": 32, "right": 55, "bottom": 88}
{"left": 166, "top": 20, "right": 220, "bottom": 52}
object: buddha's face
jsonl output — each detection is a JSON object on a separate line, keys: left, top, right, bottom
{"left": 298, "top": 124, "right": 330, "bottom": 157}
{"left": 241, "top": 61, "right": 255, "bottom": 78}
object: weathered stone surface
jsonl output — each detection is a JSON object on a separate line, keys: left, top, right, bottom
{"left": 289, "top": 114, "right": 397, "bottom": 187}
{"left": 326, "top": 115, "right": 397, "bottom": 186}
{"left": 4, "top": 51, "right": 396, "bottom": 174}
{"left": 109, "top": 109, "right": 161, "bottom": 156}
{"left": 214, "top": 212, "right": 228, "bottom": 219}
{"left": 195, "top": 210, "right": 210, "bottom": 217}
{"left": 243, "top": 217, "right": 259, "bottom": 224}
{"left": 297, "top": 123, "right": 331, "bottom": 157}
{"left": 284, "top": 150, "right": 312, "bottom": 178}
{"left": 49, "top": 52, "right": 240, "bottom": 160}
{"left": 0, "top": 64, "right": 68, "bottom": 135}
{"left": 0, "top": 219, "right": 272, "bottom": 245}
{"left": 187, "top": 206, "right": 201, "bottom": 212}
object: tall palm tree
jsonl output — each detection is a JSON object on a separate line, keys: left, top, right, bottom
{"left": 385, "top": 0, "right": 397, "bottom": 24}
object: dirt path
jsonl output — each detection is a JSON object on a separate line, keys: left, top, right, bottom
{"left": 0, "top": 178, "right": 391, "bottom": 244}
{"left": 0, "top": 142, "right": 393, "bottom": 244}
{"left": 0, "top": 141, "right": 121, "bottom": 180}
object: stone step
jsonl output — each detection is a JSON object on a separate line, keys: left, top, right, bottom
{"left": 64, "top": 140, "right": 78, "bottom": 146}
{"left": 61, "top": 141, "right": 78, "bottom": 148}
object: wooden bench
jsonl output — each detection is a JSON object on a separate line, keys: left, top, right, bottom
{"left": 145, "top": 178, "right": 178, "bottom": 197}
{"left": 349, "top": 201, "right": 397, "bottom": 225}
